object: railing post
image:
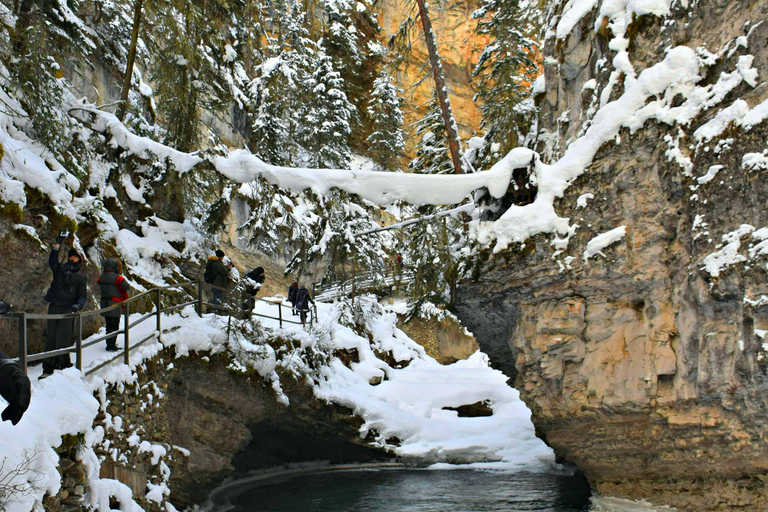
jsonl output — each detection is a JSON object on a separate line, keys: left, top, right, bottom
{"left": 156, "top": 288, "right": 162, "bottom": 341}
{"left": 123, "top": 301, "right": 130, "bottom": 366}
{"left": 18, "top": 313, "right": 27, "bottom": 374}
{"left": 227, "top": 310, "right": 232, "bottom": 343}
{"left": 278, "top": 302, "right": 283, "bottom": 328}
{"left": 76, "top": 313, "right": 83, "bottom": 371}
{"left": 197, "top": 280, "right": 203, "bottom": 317}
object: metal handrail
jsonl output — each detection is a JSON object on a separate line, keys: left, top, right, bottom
{"left": 2, "top": 279, "right": 318, "bottom": 376}
{"left": 313, "top": 265, "right": 413, "bottom": 302}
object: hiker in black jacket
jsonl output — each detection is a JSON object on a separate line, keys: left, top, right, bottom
{"left": 41, "top": 236, "right": 87, "bottom": 378}
{"left": 295, "top": 285, "right": 315, "bottom": 325}
{"left": 288, "top": 282, "right": 298, "bottom": 316}
{"left": 240, "top": 267, "right": 265, "bottom": 318}
{"left": 0, "top": 351, "right": 31, "bottom": 425}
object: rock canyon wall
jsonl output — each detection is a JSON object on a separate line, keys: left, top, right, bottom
{"left": 457, "top": 0, "right": 768, "bottom": 509}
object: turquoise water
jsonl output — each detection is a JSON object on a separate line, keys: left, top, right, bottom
{"left": 227, "top": 468, "right": 591, "bottom": 512}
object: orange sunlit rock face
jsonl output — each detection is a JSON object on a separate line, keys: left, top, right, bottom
{"left": 375, "top": 0, "right": 489, "bottom": 163}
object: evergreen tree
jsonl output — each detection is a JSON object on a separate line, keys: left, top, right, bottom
{"left": 7, "top": 0, "right": 98, "bottom": 156}
{"left": 248, "top": 61, "right": 296, "bottom": 165}
{"left": 247, "top": 0, "right": 316, "bottom": 165}
{"left": 300, "top": 51, "right": 354, "bottom": 169}
{"left": 403, "top": 206, "right": 468, "bottom": 313}
{"left": 320, "top": 0, "right": 383, "bottom": 148}
{"left": 408, "top": 97, "right": 454, "bottom": 175}
{"left": 303, "top": 189, "right": 388, "bottom": 283}
{"left": 473, "top": 0, "right": 540, "bottom": 158}
{"left": 149, "top": 0, "right": 233, "bottom": 152}
{"left": 405, "top": 96, "right": 470, "bottom": 311}
{"left": 321, "top": 0, "right": 362, "bottom": 72}
{"left": 367, "top": 71, "right": 406, "bottom": 171}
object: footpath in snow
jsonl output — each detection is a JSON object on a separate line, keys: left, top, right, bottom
{"left": 1, "top": 295, "right": 555, "bottom": 512}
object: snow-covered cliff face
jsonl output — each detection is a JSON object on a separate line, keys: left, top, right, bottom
{"left": 457, "top": 0, "right": 768, "bottom": 509}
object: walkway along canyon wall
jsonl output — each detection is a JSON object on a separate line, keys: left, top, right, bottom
{"left": 456, "top": 0, "right": 768, "bottom": 510}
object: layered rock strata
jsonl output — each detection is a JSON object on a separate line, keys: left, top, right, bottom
{"left": 457, "top": 0, "right": 768, "bottom": 509}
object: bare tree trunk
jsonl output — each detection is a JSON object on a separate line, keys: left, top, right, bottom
{"left": 117, "top": 0, "right": 144, "bottom": 122}
{"left": 415, "top": 0, "right": 463, "bottom": 174}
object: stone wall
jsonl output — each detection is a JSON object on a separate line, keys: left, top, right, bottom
{"left": 456, "top": 0, "right": 768, "bottom": 509}
{"left": 43, "top": 436, "right": 90, "bottom": 512}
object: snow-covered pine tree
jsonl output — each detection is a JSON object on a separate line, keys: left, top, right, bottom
{"left": 404, "top": 97, "right": 471, "bottom": 313}
{"left": 300, "top": 51, "right": 354, "bottom": 169}
{"left": 247, "top": 0, "right": 317, "bottom": 165}
{"left": 367, "top": 71, "right": 406, "bottom": 171}
{"left": 409, "top": 97, "right": 454, "bottom": 175}
{"left": 473, "top": 0, "right": 540, "bottom": 161}
{"left": 321, "top": 0, "right": 363, "bottom": 73}
{"left": 319, "top": 0, "right": 384, "bottom": 148}
{"left": 401, "top": 204, "right": 468, "bottom": 314}
{"left": 248, "top": 61, "right": 295, "bottom": 165}
{"left": 303, "top": 190, "right": 389, "bottom": 284}
{"left": 149, "top": 0, "right": 235, "bottom": 152}
{"left": 7, "top": 0, "right": 98, "bottom": 157}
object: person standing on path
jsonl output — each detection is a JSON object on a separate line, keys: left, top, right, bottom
{"left": 241, "top": 266, "right": 265, "bottom": 318}
{"left": 288, "top": 282, "right": 298, "bottom": 316}
{"left": 205, "top": 249, "right": 231, "bottom": 306}
{"left": 295, "top": 284, "right": 315, "bottom": 325}
{"left": 98, "top": 258, "right": 131, "bottom": 352}
{"left": 41, "top": 233, "right": 87, "bottom": 378}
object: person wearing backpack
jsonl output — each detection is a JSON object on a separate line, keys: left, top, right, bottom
{"left": 98, "top": 258, "right": 131, "bottom": 352}
{"left": 288, "top": 282, "right": 298, "bottom": 316}
{"left": 295, "top": 284, "right": 315, "bottom": 325}
{"left": 204, "top": 249, "right": 230, "bottom": 306}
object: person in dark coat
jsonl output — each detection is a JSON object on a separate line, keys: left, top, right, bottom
{"left": 288, "top": 282, "right": 298, "bottom": 316}
{"left": 98, "top": 258, "right": 131, "bottom": 352}
{"left": 240, "top": 267, "right": 265, "bottom": 318}
{"left": 295, "top": 285, "right": 315, "bottom": 325}
{"left": 0, "top": 351, "right": 31, "bottom": 425}
{"left": 205, "top": 249, "right": 231, "bottom": 305}
{"left": 41, "top": 241, "right": 87, "bottom": 378}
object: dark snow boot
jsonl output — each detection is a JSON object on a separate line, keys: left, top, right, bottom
{"left": 106, "top": 344, "right": 121, "bottom": 352}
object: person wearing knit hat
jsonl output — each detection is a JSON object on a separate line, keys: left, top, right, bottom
{"left": 40, "top": 234, "right": 87, "bottom": 379}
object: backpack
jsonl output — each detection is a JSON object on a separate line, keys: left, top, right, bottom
{"left": 203, "top": 260, "right": 215, "bottom": 284}
{"left": 296, "top": 288, "right": 309, "bottom": 308}
{"left": 114, "top": 275, "right": 130, "bottom": 302}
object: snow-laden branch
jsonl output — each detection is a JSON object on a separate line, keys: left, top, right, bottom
{"left": 70, "top": 106, "right": 531, "bottom": 206}
{"left": 213, "top": 150, "right": 531, "bottom": 205}
{"left": 355, "top": 203, "right": 475, "bottom": 236}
